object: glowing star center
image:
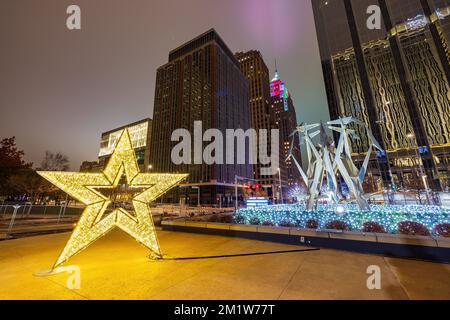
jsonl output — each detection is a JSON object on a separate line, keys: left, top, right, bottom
{"left": 94, "top": 175, "right": 148, "bottom": 214}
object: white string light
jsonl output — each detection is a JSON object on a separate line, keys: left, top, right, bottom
{"left": 38, "top": 129, "right": 188, "bottom": 268}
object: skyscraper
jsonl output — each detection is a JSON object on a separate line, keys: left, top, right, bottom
{"left": 235, "top": 50, "right": 278, "bottom": 198}
{"left": 312, "top": 0, "right": 450, "bottom": 191}
{"left": 270, "top": 70, "right": 302, "bottom": 190}
{"left": 236, "top": 51, "right": 301, "bottom": 202}
{"left": 150, "top": 29, "right": 253, "bottom": 206}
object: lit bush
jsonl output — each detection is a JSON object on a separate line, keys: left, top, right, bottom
{"left": 278, "top": 220, "right": 296, "bottom": 228}
{"left": 434, "top": 223, "right": 450, "bottom": 238}
{"left": 294, "top": 220, "right": 303, "bottom": 228}
{"left": 208, "top": 214, "right": 220, "bottom": 222}
{"left": 233, "top": 215, "right": 245, "bottom": 224}
{"left": 397, "top": 221, "right": 430, "bottom": 236}
{"left": 249, "top": 217, "right": 261, "bottom": 225}
{"left": 305, "top": 219, "right": 319, "bottom": 229}
{"left": 262, "top": 221, "right": 275, "bottom": 226}
{"left": 363, "top": 221, "right": 386, "bottom": 233}
{"left": 220, "top": 215, "right": 234, "bottom": 224}
{"left": 326, "top": 220, "right": 350, "bottom": 231}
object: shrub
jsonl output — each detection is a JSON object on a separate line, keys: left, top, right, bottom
{"left": 306, "top": 219, "right": 319, "bottom": 229}
{"left": 233, "top": 215, "right": 245, "bottom": 224}
{"left": 279, "top": 220, "right": 296, "bottom": 228}
{"left": 208, "top": 214, "right": 220, "bottom": 222}
{"left": 249, "top": 217, "right": 261, "bottom": 225}
{"left": 294, "top": 220, "right": 303, "bottom": 228}
{"left": 434, "top": 223, "right": 450, "bottom": 238}
{"left": 262, "top": 221, "right": 275, "bottom": 226}
{"left": 219, "top": 215, "right": 234, "bottom": 224}
{"left": 363, "top": 221, "right": 386, "bottom": 233}
{"left": 397, "top": 221, "right": 430, "bottom": 236}
{"left": 326, "top": 220, "right": 350, "bottom": 231}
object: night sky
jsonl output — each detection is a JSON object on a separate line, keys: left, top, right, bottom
{"left": 0, "top": 0, "right": 329, "bottom": 170}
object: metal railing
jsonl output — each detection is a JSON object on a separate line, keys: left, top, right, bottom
{"left": 0, "top": 204, "right": 83, "bottom": 239}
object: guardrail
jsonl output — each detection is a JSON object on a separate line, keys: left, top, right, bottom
{"left": 0, "top": 204, "right": 83, "bottom": 239}
{"left": 0, "top": 204, "right": 83, "bottom": 217}
{"left": 149, "top": 205, "right": 234, "bottom": 216}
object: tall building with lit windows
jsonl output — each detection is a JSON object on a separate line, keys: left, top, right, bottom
{"left": 270, "top": 70, "right": 301, "bottom": 189}
{"left": 312, "top": 0, "right": 450, "bottom": 191}
{"left": 235, "top": 50, "right": 278, "bottom": 198}
{"left": 151, "top": 29, "right": 252, "bottom": 207}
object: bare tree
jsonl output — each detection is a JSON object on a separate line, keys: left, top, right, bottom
{"left": 40, "top": 151, "right": 70, "bottom": 171}
{"left": 8, "top": 169, "right": 45, "bottom": 203}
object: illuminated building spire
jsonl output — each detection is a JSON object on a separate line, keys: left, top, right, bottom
{"left": 272, "top": 59, "right": 280, "bottom": 81}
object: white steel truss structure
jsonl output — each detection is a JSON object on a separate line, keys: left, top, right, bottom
{"left": 288, "top": 117, "right": 383, "bottom": 211}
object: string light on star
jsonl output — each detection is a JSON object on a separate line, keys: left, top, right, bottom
{"left": 38, "top": 129, "right": 188, "bottom": 268}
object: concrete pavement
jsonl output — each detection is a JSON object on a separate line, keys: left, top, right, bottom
{"left": 0, "top": 230, "right": 449, "bottom": 300}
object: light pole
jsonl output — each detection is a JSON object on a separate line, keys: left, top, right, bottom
{"left": 192, "top": 186, "right": 200, "bottom": 207}
{"left": 407, "top": 133, "right": 431, "bottom": 204}
{"left": 235, "top": 176, "right": 238, "bottom": 210}
{"left": 278, "top": 168, "right": 284, "bottom": 204}
{"left": 6, "top": 205, "right": 21, "bottom": 238}
{"left": 376, "top": 115, "right": 394, "bottom": 204}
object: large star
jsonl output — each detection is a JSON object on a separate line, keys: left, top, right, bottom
{"left": 38, "top": 129, "right": 188, "bottom": 268}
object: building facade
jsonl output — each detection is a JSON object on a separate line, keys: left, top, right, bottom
{"left": 79, "top": 161, "right": 104, "bottom": 173}
{"left": 79, "top": 118, "right": 152, "bottom": 173}
{"left": 235, "top": 51, "right": 301, "bottom": 202}
{"left": 312, "top": 0, "right": 450, "bottom": 192}
{"left": 100, "top": 119, "right": 152, "bottom": 171}
{"left": 235, "top": 50, "right": 279, "bottom": 199}
{"left": 150, "top": 29, "right": 253, "bottom": 207}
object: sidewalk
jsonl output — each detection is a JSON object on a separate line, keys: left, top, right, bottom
{"left": 0, "top": 230, "right": 449, "bottom": 300}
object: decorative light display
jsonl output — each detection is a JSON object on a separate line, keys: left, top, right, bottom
{"left": 289, "top": 185, "right": 308, "bottom": 202}
{"left": 289, "top": 117, "right": 384, "bottom": 211}
{"left": 335, "top": 205, "right": 346, "bottom": 215}
{"left": 38, "top": 129, "right": 188, "bottom": 268}
{"left": 236, "top": 204, "right": 450, "bottom": 235}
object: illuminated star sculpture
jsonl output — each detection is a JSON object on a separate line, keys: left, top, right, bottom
{"left": 38, "top": 129, "right": 188, "bottom": 269}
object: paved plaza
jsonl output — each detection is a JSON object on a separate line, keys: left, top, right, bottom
{"left": 0, "top": 230, "right": 449, "bottom": 300}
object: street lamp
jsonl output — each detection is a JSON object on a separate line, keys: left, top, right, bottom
{"left": 278, "top": 168, "right": 284, "bottom": 204}
{"left": 375, "top": 115, "right": 395, "bottom": 204}
{"left": 407, "top": 133, "right": 430, "bottom": 204}
{"left": 6, "top": 205, "right": 21, "bottom": 238}
{"left": 192, "top": 186, "right": 200, "bottom": 207}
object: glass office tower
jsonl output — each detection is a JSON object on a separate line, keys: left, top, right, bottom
{"left": 312, "top": 0, "right": 450, "bottom": 191}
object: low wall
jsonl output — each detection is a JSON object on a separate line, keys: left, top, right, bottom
{"left": 161, "top": 220, "right": 450, "bottom": 263}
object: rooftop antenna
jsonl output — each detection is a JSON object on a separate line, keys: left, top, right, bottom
{"left": 273, "top": 59, "right": 280, "bottom": 81}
